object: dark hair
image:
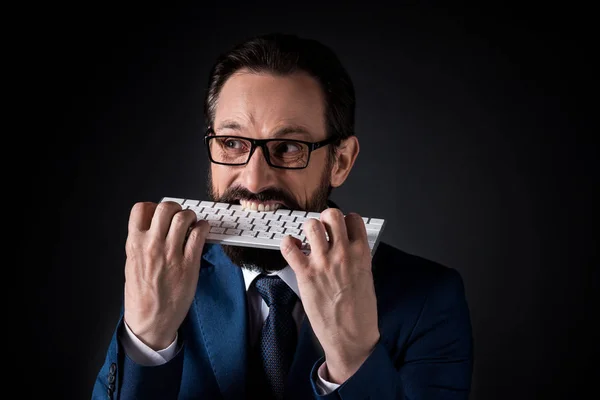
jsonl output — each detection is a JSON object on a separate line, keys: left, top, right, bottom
{"left": 203, "top": 33, "right": 355, "bottom": 158}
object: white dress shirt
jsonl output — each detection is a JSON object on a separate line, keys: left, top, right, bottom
{"left": 120, "top": 265, "right": 341, "bottom": 395}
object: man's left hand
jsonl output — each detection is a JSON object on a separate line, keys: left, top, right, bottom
{"left": 280, "top": 208, "right": 380, "bottom": 384}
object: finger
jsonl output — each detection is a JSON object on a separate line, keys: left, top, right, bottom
{"left": 148, "top": 201, "right": 183, "bottom": 239}
{"left": 166, "top": 209, "right": 198, "bottom": 254}
{"left": 280, "top": 235, "right": 310, "bottom": 272}
{"left": 303, "top": 217, "right": 329, "bottom": 256}
{"left": 319, "top": 208, "right": 349, "bottom": 247}
{"left": 345, "top": 212, "right": 368, "bottom": 243}
{"left": 183, "top": 219, "right": 211, "bottom": 266}
{"left": 128, "top": 202, "right": 158, "bottom": 233}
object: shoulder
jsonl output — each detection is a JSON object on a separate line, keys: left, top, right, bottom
{"left": 371, "top": 241, "right": 467, "bottom": 304}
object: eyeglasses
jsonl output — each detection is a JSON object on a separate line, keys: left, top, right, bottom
{"left": 204, "top": 128, "right": 338, "bottom": 170}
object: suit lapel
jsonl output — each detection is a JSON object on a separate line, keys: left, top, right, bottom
{"left": 194, "top": 244, "right": 249, "bottom": 400}
{"left": 284, "top": 314, "right": 325, "bottom": 398}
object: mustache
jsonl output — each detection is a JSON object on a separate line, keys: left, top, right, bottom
{"left": 218, "top": 186, "right": 300, "bottom": 209}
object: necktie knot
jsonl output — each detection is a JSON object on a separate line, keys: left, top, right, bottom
{"left": 254, "top": 275, "right": 297, "bottom": 312}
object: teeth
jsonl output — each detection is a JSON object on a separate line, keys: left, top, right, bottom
{"left": 239, "top": 199, "right": 282, "bottom": 212}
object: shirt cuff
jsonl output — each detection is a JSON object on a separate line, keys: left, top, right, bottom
{"left": 314, "top": 360, "right": 341, "bottom": 394}
{"left": 120, "top": 321, "right": 178, "bottom": 366}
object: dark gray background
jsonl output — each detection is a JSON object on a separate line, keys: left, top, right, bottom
{"left": 28, "top": 2, "right": 595, "bottom": 399}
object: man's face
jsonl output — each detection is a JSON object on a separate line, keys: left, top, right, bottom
{"left": 207, "top": 69, "right": 333, "bottom": 272}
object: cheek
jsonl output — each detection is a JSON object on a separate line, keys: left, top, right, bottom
{"left": 211, "top": 165, "right": 235, "bottom": 196}
{"left": 288, "top": 162, "right": 327, "bottom": 197}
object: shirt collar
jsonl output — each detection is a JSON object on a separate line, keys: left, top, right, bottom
{"left": 241, "top": 265, "right": 301, "bottom": 301}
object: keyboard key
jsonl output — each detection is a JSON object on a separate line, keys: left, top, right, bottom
{"left": 284, "top": 228, "right": 301, "bottom": 235}
{"left": 217, "top": 209, "right": 234, "bottom": 216}
{"left": 161, "top": 197, "right": 185, "bottom": 204}
{"left": 254, "top": 225, "right": 270, "bottom": 232}
{"left": 267, "top": 220, "right": 285, "bottom": 227}
{"left": 257, "top": 232, "right": 273, "bottom": 239}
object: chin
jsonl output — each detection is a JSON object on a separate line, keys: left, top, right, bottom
{"left": 221, "top": 244, "right": 289, "bottom": 273}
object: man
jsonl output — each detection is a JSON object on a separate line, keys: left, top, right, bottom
{"left": 92, "top": 33, "right": 473, "bottom": 399}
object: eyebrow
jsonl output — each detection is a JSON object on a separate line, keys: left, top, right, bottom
{"left": 216, "top": 120, "right": 313, "bottom": 139}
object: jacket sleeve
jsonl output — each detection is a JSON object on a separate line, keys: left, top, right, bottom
{"left": 309, "top": 267, "right": 474, "bottom": 399}
{"left": 91, "top": 316, "right": 185, "bottom": 400}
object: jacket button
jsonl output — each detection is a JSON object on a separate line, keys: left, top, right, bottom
{"left": 109, "top": 363, "right": 116, "bottom": 375}
{"left": 108, "top": 383, "right": 115, "bottom": 391}
{"left": 108, "top": 374, "right": 115, "bottom": 384}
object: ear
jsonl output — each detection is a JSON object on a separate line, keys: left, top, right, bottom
{"left": 330, "top": 136, "right": 360, "bottom": 188}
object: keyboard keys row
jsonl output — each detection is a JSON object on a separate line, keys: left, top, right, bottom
{"left": 162, "top": 197, "right": 385, "bottom": 253}
{"left": 162, "top": 197, "right": 384, "bottom": 225}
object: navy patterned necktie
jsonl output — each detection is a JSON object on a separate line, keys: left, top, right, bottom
{"left": 253, "top": 274, "right": 299, "bottom": 400}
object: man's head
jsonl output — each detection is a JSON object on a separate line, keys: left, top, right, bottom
{"left": 204, "top": 33, "right": 360, "bottom": 272}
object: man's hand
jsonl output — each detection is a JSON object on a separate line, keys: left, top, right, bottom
{"left": 123, "top": 201, "right": 210, "bottom": 350}
{"left": 280, "top": 208, "right": 380, "bottom": 384}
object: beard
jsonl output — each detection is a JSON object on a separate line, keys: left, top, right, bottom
{"left": 206, "top": 161, "right": 333, "bottom": 274}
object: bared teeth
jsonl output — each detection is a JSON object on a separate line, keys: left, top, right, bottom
{"left": 239, "top": 199, "right": 282, "bottom": 212}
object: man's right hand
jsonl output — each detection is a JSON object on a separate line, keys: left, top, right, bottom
{"left": 123, "top": 201, "right": 210, "bottom": 351}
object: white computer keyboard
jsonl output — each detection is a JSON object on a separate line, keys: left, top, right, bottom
{"left": 161, "top": 197, "right": 386, "bottom": 255}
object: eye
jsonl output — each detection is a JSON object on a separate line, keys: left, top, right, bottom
{"left": 274, "top": 141, "right": 302, "bottom": 154}
{"left": 224, "top": 139, "right": 245, "bottom": 149}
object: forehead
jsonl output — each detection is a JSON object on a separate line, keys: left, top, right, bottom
{"left": 213, "top": 69, "right": 326, "bottom": 137}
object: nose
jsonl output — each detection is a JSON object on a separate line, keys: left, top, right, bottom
{"left": 240, "top": 146, "right": 277, "bottom": 193}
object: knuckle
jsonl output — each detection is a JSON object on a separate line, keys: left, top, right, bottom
{"left": 157, "top": 201, "right": 180, "bottom": 214}
{"left": 131, "top": 201, "right": 152, "bottom": 215}
{"left": 186, "top": 228, "right": 200, "bottom": 243}
{"left": 172, "top": 211, "right": 188, "bottom": 225}
{"left": 125, "top": 236, "right": 140, "bottom": 255}
{"left": 306, "top": 218, "right": 321, "bottom": 233}
{"left": 350, "top": 241, "right": 367, "bottom": 259}
{"left": 346, "top": 212, "right": 362, "bottom": 221}
{"left": 335, "top": 251, "right": 350, "bottom": 266}
{"left": 144, "top": 237, "right": 164, "bottom": 258}
{"left": 321, "top": 208, "right": 342, "bottom": 221}
{"left": 173, "top": 210, "right": 196, "bottom": 227}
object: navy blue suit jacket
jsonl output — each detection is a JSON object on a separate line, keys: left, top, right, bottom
{"left": 92, "top": 240, "right": 473, "bottom": 399}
